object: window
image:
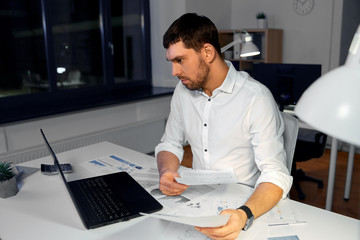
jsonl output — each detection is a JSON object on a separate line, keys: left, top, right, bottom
{"left": 50, "top": 0, "right": 104, "bottom": 90}
{"left": 0, "top": 0, "right": 155, "bottom": 124}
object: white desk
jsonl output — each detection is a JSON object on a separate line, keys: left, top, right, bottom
{"left": 0, "top": 142, "right": 359, "bottom": 240}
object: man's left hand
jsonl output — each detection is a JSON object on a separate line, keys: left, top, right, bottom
{"left": 195, "top": 209, "right": 246, "bottom": 240}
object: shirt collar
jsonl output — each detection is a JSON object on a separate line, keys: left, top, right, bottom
{"left": 216, "top": 60, "right": 237, "bottom": 94}
{"left": 196, "top": 60, "right": 237, "bottom": 96}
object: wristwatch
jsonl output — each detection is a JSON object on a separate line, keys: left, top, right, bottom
{"left": 237, "top": 205, "right": 254, "bottom": 231}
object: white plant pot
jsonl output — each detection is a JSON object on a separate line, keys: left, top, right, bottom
{"left": 257, "top": 19, "right": 268, "bottom": 29}
{"left": 0, "top": 177, "right": 19, "bottom": 198}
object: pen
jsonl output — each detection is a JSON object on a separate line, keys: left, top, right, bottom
{"left": 268, "top": 223, "right": 289, "bottom": 226}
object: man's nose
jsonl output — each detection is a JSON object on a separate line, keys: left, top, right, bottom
{"left": 172, "top": 63, "right": 181, "bottom": 76}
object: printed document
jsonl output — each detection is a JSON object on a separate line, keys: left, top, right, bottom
{"left": 175, "top": 168, "right": 238, "bottom": 185}
{"left": 140, "top": 212, "right": 230, "bottom": 227}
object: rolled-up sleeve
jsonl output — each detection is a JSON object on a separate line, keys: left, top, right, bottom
{"left": 249, "top": 93, "right": 293, "bottom": 198}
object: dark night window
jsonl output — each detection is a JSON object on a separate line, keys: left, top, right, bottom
{"left": 0, "top": 0, "right": 153, "bottom": 124}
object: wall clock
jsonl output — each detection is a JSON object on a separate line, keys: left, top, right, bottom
{"left": 293, "top": 0, "right": 314, "bottom": 16}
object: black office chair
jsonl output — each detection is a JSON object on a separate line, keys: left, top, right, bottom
{"left": 291, "top": 128, "right": 327, "bottom": 200}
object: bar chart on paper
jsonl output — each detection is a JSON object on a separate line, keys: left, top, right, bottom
{"left": 82, "top": 154, "right": 144, "bottom": 175}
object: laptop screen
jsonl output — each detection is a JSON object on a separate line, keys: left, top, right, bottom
{"left": 40, "top": 129, "right": 69, "bottom": 185}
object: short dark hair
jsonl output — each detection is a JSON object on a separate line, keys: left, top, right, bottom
{"left": 163, "top": 13, "right": 221, "bottom": 55}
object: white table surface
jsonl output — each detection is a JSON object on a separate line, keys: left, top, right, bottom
{"left": 0, "top": 142, "right": 359, "bottom": 240}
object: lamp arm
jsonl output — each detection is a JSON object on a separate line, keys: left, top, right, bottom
{"left": 221, "top": 38, "right": 243, "bottom": 53}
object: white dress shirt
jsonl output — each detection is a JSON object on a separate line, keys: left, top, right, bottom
{"left": 155, "top": 61, "right": 292, "bottom": 197}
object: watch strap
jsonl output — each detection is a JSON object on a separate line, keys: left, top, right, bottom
{"left": 237, "top": 205, "right": 254, "bottom": 231}
{"left": 237, "top": 205, "right": 253, "bottom": 219}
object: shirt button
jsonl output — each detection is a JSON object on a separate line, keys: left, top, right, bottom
{"left": 204, "top": 123, "right": 207, "bottom": 127}
{"left": 208, "top": 98, "right": 211, "bottom": 101}
{"left": 204, "top": 149, "right": 208, "bottom": 152}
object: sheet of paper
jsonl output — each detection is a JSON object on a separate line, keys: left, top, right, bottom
{"left": 266, "top": 200, "right": 306, "bottom": 225}
{"left": 160, "top": 222, "right": 212, "bottom": 240}
{"left": 15, "top": 166, "right": 39, "bottom": 181}
{"left": 140, "top": 212, "right": 230, "bottom": 228}
{"left": 267, "top": 224, "right": 300, "bottom": 240}
{"left": 151, "top": 185, "right": 219, "bottom": 209}
{"left": 170, "top": 184, "right": 249, "bottom": 217}
{"left": 175, "top": 168, "right": 238, "bottom": 185}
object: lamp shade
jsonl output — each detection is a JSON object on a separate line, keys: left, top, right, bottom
{"left": 220, "top": 31, "right": 260, "bottom": 57}
{"left": 240, "top": 33, "right": 260, "bottom": 57}
{"left": 240, "top": 41, "right": 260, "bottom": 57}
{"left": 295, "top": 24, "right": 360, "bottom": 146}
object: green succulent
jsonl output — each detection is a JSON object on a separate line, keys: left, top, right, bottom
{"left": 256, "top": 12, "right": 266, "bottom": 19}
{"left": 0, "top": 162, "right": 15, "bottom": 183}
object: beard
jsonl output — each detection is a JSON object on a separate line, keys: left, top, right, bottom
{"left": 179, "top": 57, "right": 210, "bottom": 90}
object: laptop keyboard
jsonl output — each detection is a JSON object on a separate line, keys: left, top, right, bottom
{"left": 77, "top": 177, "right": 131, "bottom": 222}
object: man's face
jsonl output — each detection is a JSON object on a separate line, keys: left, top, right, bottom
{"left": 166, "top": 41, "right": 210, "bottom": 90}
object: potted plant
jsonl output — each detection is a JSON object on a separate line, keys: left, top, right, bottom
{"left": 0, "top": 162, "right": 19, "bottom": 198}
{"left": 256, "top": 12, "right": 268, "bottom": 29}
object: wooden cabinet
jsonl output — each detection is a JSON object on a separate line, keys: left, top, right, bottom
{"left": 218, "top": 29, "right": 283, "bottom": 71}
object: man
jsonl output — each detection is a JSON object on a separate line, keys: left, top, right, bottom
{"left": 155, "top": 13, "right": 292, "bottom": 240}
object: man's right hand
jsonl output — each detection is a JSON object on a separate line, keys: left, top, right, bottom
{"left": 159, "top": 169, "right": 189, "bottom": 196}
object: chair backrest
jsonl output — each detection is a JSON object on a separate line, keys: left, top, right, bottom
{"left": 281, "top": 112, "right": 299, "bottom": 173}
{"left": 294, "top": 129, "right": 327, "bottom": 161}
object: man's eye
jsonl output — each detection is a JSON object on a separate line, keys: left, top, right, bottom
{"left": 177, "top": 59, "right": 183, "bottom": 63}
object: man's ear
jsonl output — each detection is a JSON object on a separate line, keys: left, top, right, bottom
{"left": 202, "top": 43, "right": 216, "bottom": 63}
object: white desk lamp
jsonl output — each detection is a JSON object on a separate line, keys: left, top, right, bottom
{"left": 220, "top": 31, "right": 260, "bottom": 57}
{"left": 295, "top": 24, "right": 360, "bottom": 210}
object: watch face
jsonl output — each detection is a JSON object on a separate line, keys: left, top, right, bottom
{"left": 243, "top": 215, "right": 254, "bottom": 231}
{"left": 293, "top": 0, "right": 314, "bottom": 16}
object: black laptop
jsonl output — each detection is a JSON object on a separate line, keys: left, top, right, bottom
{"left": 40, "top": 129, "right": 162, "bottom": 229}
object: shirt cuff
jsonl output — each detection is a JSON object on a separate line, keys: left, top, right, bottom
{"left": 155, "top": 143, "right": 184, "bottom": 163}
{"left": 255, "top": 173, "right": 293, "bottom": 199}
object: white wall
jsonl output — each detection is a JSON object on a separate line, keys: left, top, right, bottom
{"left": 150, "top": 0, "right": 186, "bottom": 88}
{"left": 185, "top": 0, "right": 232, "bottom": 30}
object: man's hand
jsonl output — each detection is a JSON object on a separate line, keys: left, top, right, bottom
{"left": 159, "top": 169, "right": 189, "bottom": 196}
{"left": 195, "top": 208, "right": 246, "bottom": 240}
{"left": 195, "top": 182, "right": 284, "bottom": 239}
